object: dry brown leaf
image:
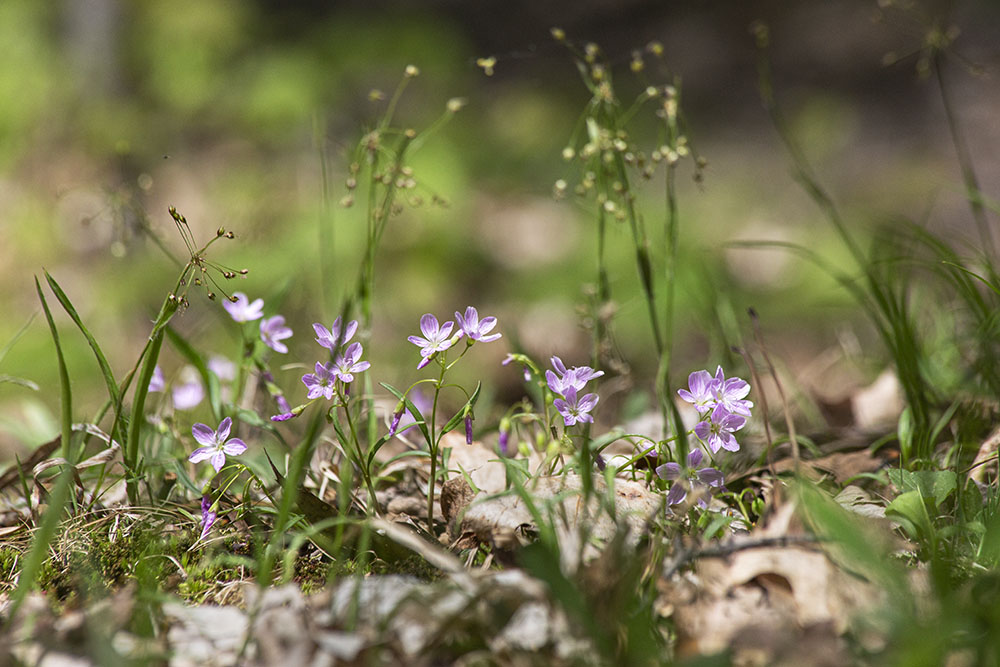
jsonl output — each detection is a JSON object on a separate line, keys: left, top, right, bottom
{"left": 440, "top": 476, "right": 474, "bottom": 526}
{"left": 671, "top": 499, "right": 883, "bottom": 664}
{"left": 773, "top": 448, "right": 887, "bottom": 484}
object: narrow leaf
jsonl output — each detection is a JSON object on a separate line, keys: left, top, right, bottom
{"left": 45, "top": 271, "right": 120, "bottom": 408}
{"left": 35, "top": 277, "right": 73, "bottom": 463}
{"left": 441, "top": 381, "right": 482, "bottom": 436}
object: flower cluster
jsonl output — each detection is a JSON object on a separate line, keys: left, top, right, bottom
{"left": 678, "top": 366, "right": 752, "bottom": 454}
{"left": 303, "top": 317, "right": 370, "bottom": 397}
{"left": 224, "top": 292, "right": 294, "bottom": 354}
{"left": 408, "top": 306, "right": 501, "bottom": 369}
{"left": 657, "top": 366, "right": 753, "bottom": 508}
{"left": 546, "top": 356, "right": 602, "bottom": 427}
{"left": 656, "top": 449, "right": 724, "bottom": 507}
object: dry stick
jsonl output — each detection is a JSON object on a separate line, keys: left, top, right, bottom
{"left": 662, "top": 534, "right": 821, "bottom": 579}
{"left": 748, "top": 308, "right": 800, "bottom": 473}
{"left": 733, "top": 345, "right": 773, "bottom": 471}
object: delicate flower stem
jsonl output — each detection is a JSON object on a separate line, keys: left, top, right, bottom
{"left": 426, "top": 358, "right": 447, "bottom": 531}
{"left": 336, "top": 387, "right": 379, "bottom": 514}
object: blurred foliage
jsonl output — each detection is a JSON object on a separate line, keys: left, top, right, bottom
{"left": 0, "top": 0, "right": 995, "bottom": 452}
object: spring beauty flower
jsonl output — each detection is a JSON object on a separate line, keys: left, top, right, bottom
{"left": 546, "top": 356, "right": 603, "bottom": 395}
{"left": 260, "top": 315, "right": 293, "bottom": 353}
{"left": 553, "top": 386, "right": 599, "bottom": 426}
{"left": 455, "top": 306, "right": 501, "bottom": 343}
{"left": 408, "top": 313, "right": 455, "bottom": 369}
{"left": 188, "top": 417, "right": 248, "bottom": 472}
{"left": 172, "top": 377, "right": 204, "bottom": 411}
{"left": 208, "top": 356, "right": 236, "bottom": 382}
{"left": 331, "top": 342, "right": 371, "bottom": 384}
{"left": 302, "top": 362, "right": 337, "bottom": 400}
{"left": 711, "top": 366, "right": 753, "bottom": 418}
{"left": 224, "top": 292, "right": 264, "bottom": 323}
{"left": 314, "top": 317, "right": 358, "bottom": 352}
{"left": 695, "top": 404, "right": 746, "bottom": 454}
{"left": 678, "top": 366, "right": 753, "bottom": 418}
{"left": 678, "top": 370, "right": 717, "bottom": 415}
{"left": 656, "top": 448, "right": 724, "bottom": 507}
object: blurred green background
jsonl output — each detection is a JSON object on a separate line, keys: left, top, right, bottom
{"left": 1, "top": 0, "right": 998, "bottom": 453}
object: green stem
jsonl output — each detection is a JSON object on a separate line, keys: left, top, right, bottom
{"left": 337, "top": 387, "right": 379, "bottom": 514}
{"left": 427, "top": 360, "right": 447, "bottom": 531}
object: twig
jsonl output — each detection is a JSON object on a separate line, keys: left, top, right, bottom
{"left": 749, "top": 308, "right": 800, "bottom": 472}
{"left": 663, "top": 534, "right": 822, "bottom": 579}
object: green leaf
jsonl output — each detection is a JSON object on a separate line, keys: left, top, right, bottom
{"left": 45, "top": 271, "right": 120, "bottom": 410}
{"left": 440, "top": 381, "right": 481, "bottom": 436}
{"left": 35, "top": 277, "right": 73, "bottom": 462}
{"left": 12, "top": 280, "right": 78, "bottom": 619}
{"left": 701, "top": 513, "right": 734, "bottom": 540}
{"left": 897, "top": 406, "right": 914, "bottom": 462}
{"left": 236, "top": 407, "right": 267, "bottom": 428}
{"left": 366, "top": 432, "right": 393, "bottom": 469}
{"left": 888, "top": 468, "right": 958, "bottom": 507}
{"left": 126, "top": 326, "right": 166, "bottom": 504}
{"left": 886, "top": 490, "right": 933, "bottom": 542}
{"left": 930, "top": 471, "right": 958, "bottom": 507}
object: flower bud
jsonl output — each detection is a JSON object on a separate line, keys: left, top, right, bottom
{"left": 388, "top": 402, "right": 405, "bottom": 437}
{"left": 464, "top": 411, "right": 474, "bottom": 445}
{"left": 498, "top": 418, "right": 511, "bottom": 456}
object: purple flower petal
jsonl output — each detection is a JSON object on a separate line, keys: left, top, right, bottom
{"left": 419, "top": 313, "right": 439, "bottom": 338}
{"left": 656, "top": 462, "right": 682, "bottom": 480}
{"left": 192, "top": 423, "right": 216, "bottom": 447}
{"left": 260, "top": 315, "right": 293, "bottom": 354}
{"left": 216, "top": 417, "right": 232, "bottom": 441}
{"left": 665, "top": 483, "right": 687, "bottom": 505}
{"left": 222, "top": 438, "right": 247, "bottom": 456}
{"left": 188, "top": 446, "right": 215, "bottom": 464}
{"left": 697, "top": 467, "right": 725, "bottom": 487}
{"left": 224, "top": 292, "right": 264, "bottom": 323}
{"left": 551, "top": 356, "right": 567, "bottom": 374}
